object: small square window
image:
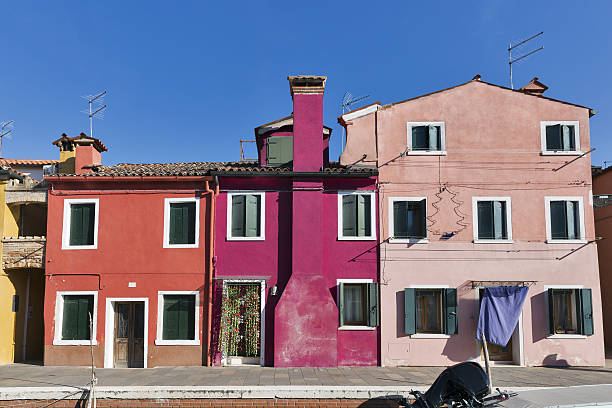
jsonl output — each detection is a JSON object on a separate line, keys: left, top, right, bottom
{"left": 547, "top": 288, "right": 593, "bottom": 336}
{"left": 54, "top": 291, "right": 98, "bottom": 345}
{"left": 162, "top": 295, "right": 196, "bottom": 340}
{"left": 390, "top": 198, "right": 427, "bottom": 242}
{"left": 404, "top": 288, "right": 457, "bottom": 335}
{"left": 407, "top": 122, "right": 446, "bottom": 154}
{"left": 164, "top": 198, "right": 199, "bottom": 248}
{"left": 545, "top": 197, "right": 584, "bottom": 243}
{"left": 473, "top": 197, "right": 512, "bottom": 242}
{"left": 416, "top": 289, "right": 443, "bottom": 334}
{"left": 338, "top": 192, "right": 376, "bottom": 240}
{"left": 338, "top": 281, "right": 379, "bottom": 328}
{"left": 62, "top": 199, "right": 99, "bottom": 249}
{"left": 227, "top": 193, "right": 265, "bottom": 240}
{"left": 541, "top": 121, "right": 580, "bottom": 154}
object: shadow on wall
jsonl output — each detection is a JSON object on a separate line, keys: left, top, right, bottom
{"left": 530, "top": 292, "right": 548, "bottom": 343}
{"left": 357, "top": 396, "right": 402, "bottom": 408}
{"left": 542, "top": 354, "right": 569, "bottom": 366}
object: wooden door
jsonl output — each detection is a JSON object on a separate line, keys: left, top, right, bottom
{"left": 478, "top": 290, "right": 513, "bottom": 361}
{"left": 114, "top": 302, "right": 145, "bottom": 368}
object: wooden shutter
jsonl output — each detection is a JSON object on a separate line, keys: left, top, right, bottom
{"left": 245, "top": 194, "right": 261, "bottom": 237}
{"left": 566, "top": 201, "right": 576, "bottom": 240}
{"left": 367, "top": 283, "right": 379, "bottom": 327}
{"left": 342, "top": 195, "right": 357, "bottom": 237}
{"left": 493, "top": 201, "right": 504, "bottom": 240}
{"left": 178, "top": 295, "right": 196, "bottom": 340}
{"left": 70, "top": 204, "right": 95, "bottom": 246}
{"left": 393, "top": 201, "right": 409, "bottom": 239}
{"left": 280, "top": 137, "right": 293, "bottom": 165}
{"left": 578, "top": 289, "right": 594, "bottom": 335}
{"left": 546, "top": 124, "right": 562, "bottom": 151}
{"left": 477, "top": 201, "right": 493, "bottom": 239}
{"left": 169, "top": 202, "right": 196, "bottom": 244}
{"left": 163, "top": 296, "right": 179, "bottom": 340}
{"left": 404, "top": 288, "right": 416, "bottom": 335}
{"left": 550, "top": 201, "right": 566, "bottom": 239}
{"left": 267, "top": 136, "right": 293, "bottom": 166}
{"left": 231, "top": 195, "right": 246, "bottom": 237}
{"left": 547, "top": 289, "right": 555, "bottom": 334}
{"left": 359, "top": 195, "right": 372, "bottom": 237}
{"left": 419, "top": 199, "right": 427, "bottom": 238}
{"left": 428, "top": 126, "right": 439, "bottom": 151}
{"left": 338, "top": 282, "right": 344, "bottom": 326}
{"left": 444, "top": 288, "right": 458, "bottom": 335}
{"left": 412, "top": 126, "right": 428, "bottom": 150}
{"left": 62, "top": 296, "right": 78, "bottom": 340}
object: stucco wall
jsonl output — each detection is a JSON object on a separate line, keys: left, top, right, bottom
{"left": 593, "top": 171, "right": 612, "bottom": 347}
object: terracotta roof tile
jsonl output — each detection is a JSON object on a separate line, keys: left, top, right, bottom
{"left": 0, "top": 159, "right": 58, "bottom": 165}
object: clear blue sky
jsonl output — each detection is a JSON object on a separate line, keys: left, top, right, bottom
{"left": 1, "top": 1, "right": 611, "bottom": 166}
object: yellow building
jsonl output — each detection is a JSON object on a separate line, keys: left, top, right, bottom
{"left": 0, "top": 161, "right": 52, "bottom": 364}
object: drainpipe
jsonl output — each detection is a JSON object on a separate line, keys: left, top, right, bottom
{"left": 204, "top": 177, "right": 219, "bottom": 366}
{"left": 22, "top": 270, "right": 30, "bottom": 362}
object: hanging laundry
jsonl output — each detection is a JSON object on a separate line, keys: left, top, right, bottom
{"left": 476, "top": 286, "right": 529, "bottom": 347}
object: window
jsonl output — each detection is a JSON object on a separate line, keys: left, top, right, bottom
{"left": 338, "top": 280, "right": 379, "bottom": 328}
{"left": 389, "top": 197, "right": 427, "bottom": 242}
{"left": 227, "top": 192, "right": 265, "bottom": 240}
{"left": 472, "top": 197, "right": 512, "bottom": 242}
{"left": 547, "top": 288, "right": 593, "bottom": 336}
{"left": 62, "top": 199, "right": 99, "bottom": 249}
{"left": 163, "top": 198, "right": 200, "bottom": 248}
{"left": 407, "top": 122, "right": 446, "bottom": 154}
{"left": 156, "top": 291, "right": 200, "bottom": 345}
{"left": 541, "top": 121, "right": 580, "bottom": 154}
{"left": 53, "top": 291, "right": 98, "bottom": 345}
{"left": 338, "top": 192, "right": 376, "bottom": 240}
{"left": 545, "top": 197, "right": 585, "bottom": 243}
{"left": 405, "top": 288, "right": 457, "bottom": 336}
{"left": 266, "top": 136, "right": 293, "bottom": 167}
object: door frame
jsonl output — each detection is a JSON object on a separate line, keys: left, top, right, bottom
{"left": 104, "top": 297, "right": 149, "bottom": 368}
{"left": 220, "top": 279, "right": 266, "bottom": 366}
{"left": 474, "top": 287, "right": 525, "bottom": 366}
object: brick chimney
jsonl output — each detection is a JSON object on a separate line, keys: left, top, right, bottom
{"left": 288, "top": 75, "right": 326, "bottom": 172}
{"left": 520, "top": 77, "right": 548, "bottom": 95}
{"left": 52, "top": 133, "right": 107, "bottom": 174}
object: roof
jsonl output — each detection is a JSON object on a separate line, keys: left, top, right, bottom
{"left": 52, "top": 133, "right": 108, "bottom": 152}
{"left": 0, "top": 159, "right": 58, "bottom": 165}
{"left": 254, "top": 114, "right": 332, "bottom": 137}
{"left": 49, "top": 161, "right": 376, "bottom": 178}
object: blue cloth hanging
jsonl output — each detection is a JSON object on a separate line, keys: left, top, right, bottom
{"left": 476, "top": 286, "right": 529, "bottom": 346}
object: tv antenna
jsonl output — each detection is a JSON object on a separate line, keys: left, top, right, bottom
{"left": 0, "top": 120, "right": 14, "bottom": 157}
{"left": 340, "top": 92, "right": 370, "bottom": 152}
{"left": 509, "top": 31, "right": 544, "bottom": 89}
{"left": 81, "top": 91, "right": 107, "bottom": 138}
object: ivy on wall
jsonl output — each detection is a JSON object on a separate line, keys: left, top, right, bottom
{"left": 219, "top": 284, "right": 261, "bottom": 358}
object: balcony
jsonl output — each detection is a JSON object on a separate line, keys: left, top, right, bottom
{"left": 2, "top": 236, "right": 46, "bottom": 270}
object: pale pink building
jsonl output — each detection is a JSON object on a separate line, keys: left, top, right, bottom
{"left": 340, "top": 75, "right": 605, "bottom": 366}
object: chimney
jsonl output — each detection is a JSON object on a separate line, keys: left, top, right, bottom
{"left": 52, "top": 133, "right": 107, "bottom": 174}
{"left": 520, "top": 77, "right": 548, "bottom": 95}
{"left": 288, "top": 75, "right": 326, "bottom": 172}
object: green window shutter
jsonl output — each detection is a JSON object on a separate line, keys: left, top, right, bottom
{"left": 163, "top": 296, "right": 179, "bottom": 340}
{"left": 550, "top": 201, "right": 567, "bottom": 239}
{"left": 428, "top": 126, "right": 439, "bottom": 151}
{"left": 404, "top": 288, "right": 416, "bottom": 335}
{"left": 245, "top": 194, "right": 261, "bottom": 237}
{"left": 267, "top": 136, "right": 293, "bottom": 166}
{"left": 342, "top": 195, "right": 357, "bottom": 237}
{"left": 338, "top": 282, "right": 344, "bottom": 326}
{"left": 62, "top": 296, "right": 78, "bottom": 340}
{"left": 493, "top": 201, "right": 507, "bottom": 240}
{"left": 70, "top": 203, "right": 95, "bottom": 246}
{"left": 477, "top": 201, "right": 493, "bottom": 239}
{"left": 444, "top": 288, "right": 458, "bottom": 335}
{"left": 367, "top": 283, "right": 379, "bottom": 327}
{"left": 547, "top": 289, "right": 555, "bottom": 335}
{"left": 566, "top": 201, "right": 576, "bottom": 240}
{"left": 419, "top": 199, "right": 427, "bottom": 238}
{"left": 562, "top": 125, "right": 572, "bottom": 151}
{"left": 412, "top": 126, "right": 428, "bottom": 150}
{"left": 578, "top": 289, "right": 594, "bottom": 335}
{"left": 163, "top": 295, "right": 195, "bottom": 340}
{"left": 169, "top": 202, "right": 196, "bottom": 244}
{"left": 393, "top": 201, "right": 409, "bottom": 239}
{"left": 280, "top": 137, "right": 293, "bottom": 165}
{"left": 546, "top": 124, "right": 562, "bottom": 151}
{"left": 358, "top": 194, "right": 372, "bottom": 237}
{"left": 231, "top": 195, "right": 246, "bottom": 237}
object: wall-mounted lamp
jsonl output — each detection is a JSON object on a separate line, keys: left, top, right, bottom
{"left": 270, "top": 286, "right": 278, "bottom": 296}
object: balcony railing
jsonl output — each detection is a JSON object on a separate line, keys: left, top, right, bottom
{"left": 2, "top": 236, "right": 46, "bottom": 270}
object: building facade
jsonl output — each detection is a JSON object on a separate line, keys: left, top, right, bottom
{"left": 340, "top": 76, "right": 605, "bottom": 366}
{"left": 210, "top": 76, "right": 380, "bottom": 367}
{"left": 44, "top": 134, "right": 216, "bottom": 367}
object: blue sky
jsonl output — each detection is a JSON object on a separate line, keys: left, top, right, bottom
{"left": 1, "top": 1, "right": 611, "bottom": 166}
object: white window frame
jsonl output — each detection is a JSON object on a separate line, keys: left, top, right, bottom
{"left": 337, "top": 278, "right": 376, "bottom": 331}
{"left": 62, "top": 198, "right": 99, "bottom": 250}
{"left": 406, "top": 122, "right": 447, "bottom": 155}
{"left": 540, "top": 121, "right": 581, "bottom": 155}
{"left": 409, "top": 284, "right": 451, "bottom": 339}
{"left": 337, "top": 191, "right": 377, "bottom": 241}
{"left": 388, "top": 197, "right": 428, "bottom": 243}
{"left": 163, "top": 197, "right": 200, "bottom": 248}
{"left": 544, "top": 196, "right": 586, "bottom": 244}
{"left": 472, "top": 197, "right": 513, "bottom": 243}
{"left": 53, "top": 291, "right": 98, "bottom": 345}
{"left": 155, "top": 290, "right": 200, "bottom": 346}
{"left": 226, "top": 191, "right": 266, "bottom": 241}
{"left": 544, "top": 285, "right": 587, "bottom": 339}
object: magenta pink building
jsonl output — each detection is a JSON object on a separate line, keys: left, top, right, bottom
{"left": 210, "top": 76, "right": 379, "bottom": 367}
{"left": 340, "top": 76, "right": 605, "bottom": 367}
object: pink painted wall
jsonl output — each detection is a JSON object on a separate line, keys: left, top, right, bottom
{"left": 75, "top": 145, "right": 102, "bottom": 174}
{"left": 292, "top": 93, "right": 323, "bottom": 172}
{"left": 342, "top": 79, "right": 605, "bottom": 366}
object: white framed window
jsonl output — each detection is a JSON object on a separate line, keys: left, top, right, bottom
{"left": 540, "top": 121, "right": 581, "bottom": 155}
{"left": 545, "top": 196, "right": 586, "bottom": 243}
{"left": 405, "top": 285, "right": 456, "bottom": 338}
{"left": 53, "top": 291, "right": 98, "bottom": 345}
{"left": 156, "top": 291, "right": 200, "bottom": 346}
{"left": 388, "top": 197, "right": 428, "bottom": 243}
{"left": 337, "top": 279, "right": 378, "bottom": 330}
{"left": 163, "top": 197, "right": 200, "bottom": 248}
{"left": 544, "top": 285, "right": 593, "bottom": 338}
{"left": 338, "top": 191, "right": 376, "bottom": 240}
{"left": 472, "top": 197, "right": 513, "bottom": 243}
{"left": 407, "top": 122, "right": 446, "bottom": 155}
{"left": 62, "top": 198, "right": 99, "bottom": 250}
{"left": 226, "top": 192, "right": 265, "bottom": 241}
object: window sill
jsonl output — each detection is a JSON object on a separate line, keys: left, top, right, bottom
{"left": 226, "top": 236, "right": 265, "bottom": 241}
{"left": 410, "top": 333, "right": 451, "bottom": 339}
{"left": 53, "top": 339, "right": 98, "bottom": 346}
{"left": 155, "top": 339, "right": 200, "bottom": 346}
{"left": 338, "top": 326, "right": 376, "bottom": 331}
{"left": 337, "top": 236, "right": 377, "bottom": 241}
{"left": 407, "top": 151, "right": 447, "bottom": 156}
{"left": 389, "top": 238, "right": 429, "bottom": 244}
{"left": 473, "top": 239, "right": 514, "bottom": 244}
{"left": 61, "top": 245, "right": 97, "bottom": 250}
{"left": 546, "top": 239, "right": 587, "bottom": 244}
{"left": 546, "top": 334, "right": 587, "bottom": 339}
{"left": 163, "top": 243, "right": 200, "bottom": 249}
{"left": 540, "top": 151, "right": 583, "bottom": 156}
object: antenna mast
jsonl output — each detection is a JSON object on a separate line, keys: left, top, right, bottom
{"left": 82, "top": 91, "right": 107, "bottom": 138}
{"left": 340, "top": 92, "right": 370, "bottom": 154}
{"left": 509, "top": 31, "right": 544, "bottom": 89}
{"left": 0, "top": 120, "right": 14, "bottom": 157}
